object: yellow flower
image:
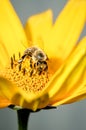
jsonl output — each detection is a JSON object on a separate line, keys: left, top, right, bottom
{"left": 0, "top": 0, "right": 86, "bottom": 111}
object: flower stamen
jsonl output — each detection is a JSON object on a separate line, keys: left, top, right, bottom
{"left": 11, "top": 57, "right": 14, "bottom": 69}
{"left": 22, "top": 68, "right": 26, "bottom": 75}
{"left": 18, "top": 52, "right": 21, "bottom": 59}
{"left": 13, "top": 54, "right": 15, "bottom": 61}
{"left": 19, "top": 63, "right": 22, "bottom": 71}
{"left": 0, "top": 47, "right": 52, "bottom": 94}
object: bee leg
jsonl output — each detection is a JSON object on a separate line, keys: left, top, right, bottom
{"left": 30, "top": 69, "right": 34, "bottom": 77}
{"left": 36, "top": 61, "right": 43, "bottom": 75}
{"left": 43, "top": 61, "right": 48, "bottom": 72}
{"left": 39, "top": 61, "right": 48, "bottom": 73}
{"left": 18, "top": 54, "right": 27, "bottom": 64}
{"left": 38, "top": 67, "right": 42, "bottom": 75}
{"left": 33, "top": 62, "right": 41, "bottom": 75}
{"left": 18, "top": 59, "right": 23, "bottom": 64}
{"left": 29, "top": 59, "right": 35, "bottom": 76}
{"left": 30, "top": 58, "right": 33, "bottom": 68}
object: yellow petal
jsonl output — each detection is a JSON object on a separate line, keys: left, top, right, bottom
{"left": 0, "top": 0, "right": 28, "bottom": 65}
{"left": 43, "top": 37, "right": 86, "bottom": 105}
{"left": 25, "top": 9, "right": 52, "bottom": 48}
{"left": 0, "top": 88, "right": 11, "bottom": 108}
{"left": 0, "top": 96, "right": 11, "bottom": 108}
{"left": 43, "top": 0, "right": 86, "bottom": 61}
{"left": 64, "top": 88, "right": 86, "bottom": 105}
{"left": 0, "top": 77, "right": 49, "bottom": 111}
{"left": 51, "top": 83, "right": 86, "bottom": 106}
{"left": 0, "top": 40, "right": 9, "bottom": 69}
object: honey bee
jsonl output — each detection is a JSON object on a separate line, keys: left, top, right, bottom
{"left": 18, "top": 46, "right": 48, "bottom": 75}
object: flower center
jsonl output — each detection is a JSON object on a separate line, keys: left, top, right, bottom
{"left": 0, "top": 47, "right": 52, "bottom": 94}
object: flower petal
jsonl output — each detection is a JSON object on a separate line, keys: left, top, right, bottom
{"left": 51, "top": 83, "right": 86, "bottom": 106}
{"left": 43, "top": 37, "right": 86, "bottom": 105}
{"left": 43, "top": 0, "right": 86, "bottom": 61}
{"left": 0, "top": 77, "right": 49, "bottom": 111}
{"left": 0, "top": 0, "right": 28, "bottom": 65}
{"left": 64, "top": 88, "right": 86, "bottom": 105}
{"left": 0, "top": 40, "right": 9, "bottom": 69}
{"left": 25, "top": 9, "right": 52, "bottom": 48}
{"left": 0, "top": 96, "right": 11, "bottom": 108}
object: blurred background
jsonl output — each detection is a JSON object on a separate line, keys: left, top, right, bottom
{"left": 0, "top": 0, "right": 86, "bottom": 130}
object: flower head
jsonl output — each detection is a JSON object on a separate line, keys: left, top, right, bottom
{"left": 0, "top": 0, "right": 86, "bottom": 111}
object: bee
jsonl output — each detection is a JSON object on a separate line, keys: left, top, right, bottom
{"left": 18, "top": 46, "right": 48, "bottom": 76}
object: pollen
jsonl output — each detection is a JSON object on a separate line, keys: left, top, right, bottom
{"left": 0, "top": 54, "right": 51, "bottom": 94}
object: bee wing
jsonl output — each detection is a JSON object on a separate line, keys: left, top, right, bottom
{"left": 21, "top": 37, "right": 45, "bottom": 53}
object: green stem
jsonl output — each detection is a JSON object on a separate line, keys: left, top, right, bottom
{"left": 17, "top": 109, "right": 31, "bottom": 130}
